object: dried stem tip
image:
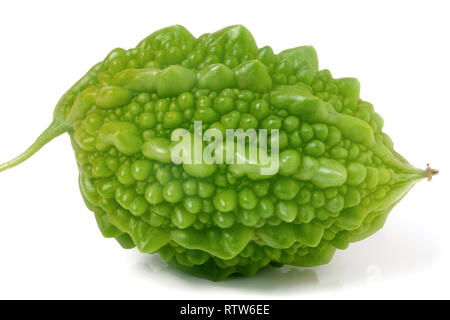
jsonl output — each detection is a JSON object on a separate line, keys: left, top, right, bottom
{"left": 426, "top": 164, "right": 439, "bottom": 181}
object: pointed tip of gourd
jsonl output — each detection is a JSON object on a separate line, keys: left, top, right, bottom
{"left": 0, "top": 121, "right": 68, "bottom": 173}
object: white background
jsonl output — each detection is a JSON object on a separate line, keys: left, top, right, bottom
{"left": 0, "top": 0, "right": 449, "bottom": 300}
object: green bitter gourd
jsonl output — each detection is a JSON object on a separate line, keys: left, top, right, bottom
{"left": 0, "top": 25, "right": 438, "bottom": 281}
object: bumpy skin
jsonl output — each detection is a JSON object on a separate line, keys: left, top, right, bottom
{"left": 1, "top": 25, "right": 430, "bottom": 281}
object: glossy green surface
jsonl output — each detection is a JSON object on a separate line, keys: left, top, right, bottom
{"left": 0, "top": 25, "right": 435, "bottom": 281}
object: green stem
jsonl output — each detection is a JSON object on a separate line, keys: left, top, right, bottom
{"left": 0, "top": 121, "right": 69, "bottom": 173}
